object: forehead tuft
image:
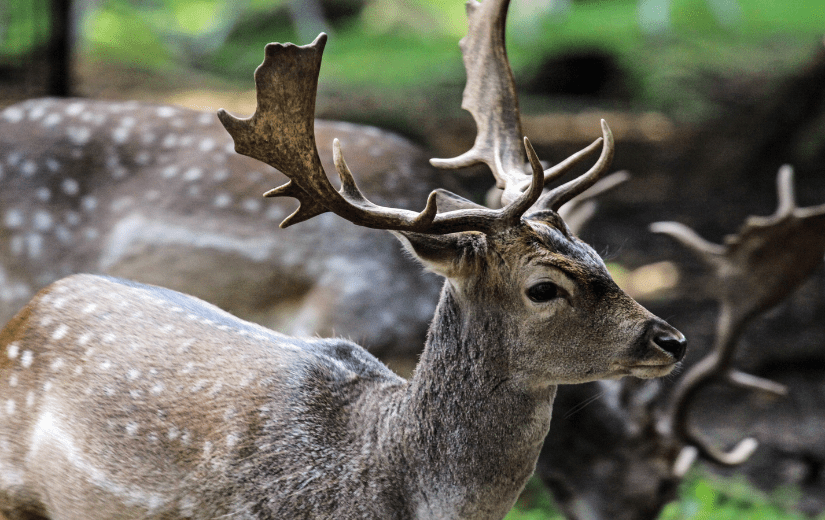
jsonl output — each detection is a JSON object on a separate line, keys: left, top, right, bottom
{"left": 524, "top": 215, "right": 604, "bottom": 267}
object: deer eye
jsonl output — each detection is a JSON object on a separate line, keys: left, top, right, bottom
{"left": 526, "top": 282, "right": 561, "bottom": 303}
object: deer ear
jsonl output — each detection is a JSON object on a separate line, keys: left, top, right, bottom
{"left": 393, "top": 231, "right": 481, "bottom": 278}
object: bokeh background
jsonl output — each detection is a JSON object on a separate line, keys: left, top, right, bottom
{"left": 2, "top": 1, "right": 825, "bottom": 519}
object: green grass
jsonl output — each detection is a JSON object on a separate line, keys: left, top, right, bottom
{"left": 506, "top": 471, "right": 825, "bottom": 520}
{"left": 504, "top": 477, "right": 566, "bottom": 520}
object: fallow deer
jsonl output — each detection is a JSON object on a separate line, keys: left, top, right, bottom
{"left": 0, "top": 0, "right": 685, "bottom": 518}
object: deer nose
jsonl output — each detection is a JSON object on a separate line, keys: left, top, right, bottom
{"left": 650, "top": 322, "right": 687, "bottom": 361}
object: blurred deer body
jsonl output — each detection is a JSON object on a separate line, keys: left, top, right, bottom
{"left": 0, "top": 97, "right": 442, "bottom": 357}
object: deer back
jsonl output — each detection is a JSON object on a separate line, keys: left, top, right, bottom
{"left": 0, "top": 273, "right": 409, "bottom": 519}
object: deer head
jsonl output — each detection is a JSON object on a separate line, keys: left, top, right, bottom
{"left": 217, "top": 3, "right": 685, "bottom": 385}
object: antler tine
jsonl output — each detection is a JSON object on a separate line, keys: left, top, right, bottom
{"left": 536, "top": 119, "right": 616, "bottom": 212}
{"left": 219, "top": 32, "right": 547, "bottom": 235}
{"left": 660, "top": 302, "right": 786, "bottom": 470}
{"left": 649, "top": 221, "right": 725, "bottom": 265}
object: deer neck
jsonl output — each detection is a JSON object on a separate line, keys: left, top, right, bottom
{"left": 397, "top": 283, "right": 557, "bottom": 519}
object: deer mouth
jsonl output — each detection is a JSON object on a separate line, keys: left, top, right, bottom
{"left": 628, "top": 362, "right": 679, "bottom": 379}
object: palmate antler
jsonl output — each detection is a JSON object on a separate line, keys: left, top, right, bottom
{"left": 218, "top": 34, "right": 543, "bottom": 235}
{"left": 653, "top": 165, "right": 825, "bottom": 475}
{"left": 218, "top": 0, "right": 615, "bottom": 237}
{"left": 431, "top": 0, "right": 614, "bottom": 210}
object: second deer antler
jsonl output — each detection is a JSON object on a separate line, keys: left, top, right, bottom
{"left": 654, "top": 165, "right": 825, "bottom": 473}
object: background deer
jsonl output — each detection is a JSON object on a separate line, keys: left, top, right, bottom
{"left": 0, "top": 0, "right": 686, "bottom": 518}
{"left": 536, "top": 165, "right": 825, "bottom": 520}
{"left": 0, "top": 96, "right": 454, "bottom": 362}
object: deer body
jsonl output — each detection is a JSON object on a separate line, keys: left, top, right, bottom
{"left": 1, "top": 207, "right": 681, "bottom": 520}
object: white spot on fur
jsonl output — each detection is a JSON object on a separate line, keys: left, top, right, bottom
{"left": 45, "top": 158, "right": 60, "bottom": 172}
{"left": 50, "top": 357, "right": 65, "bottom": 371}
{"left": 213, "top": 193, "right": 231, "bottom": 208}
{"left": 52, "top": 324, "right": 69, "bottom": 341}
{"left": 42, "top": 112, "right": 62, "bottom": 127}
{"left": 242, "top": 198, "right": 261, "bottom": 213}
{"left": 128, "top": 369, "right": 140, "bottom": 380}
{"left": 162, "top": 134, "right": 178, "bottom": 148}
{"left": 199, "top": 138, "right": 215, "bottom": 152}
{"left": 112, "top": 126, "right": 130, "bottom": 144}
{"left": 161, "top": 165, "right": 179, "bottom": 178}
{"left": 183, "top": 167, "right": 202, "bottom": 181}
{"left": 62, "top": 178, "right": 80, "bottom": 196}
{"left": 9, "top": 374, "right": 18, "bottom": 387}
{"left": 151, "top": 382, "right": 164, "bottom": 395}
{"left": 100, "top": 360, "right": 112, "bottom": 371}
{"left": 7, "top": 151, "right": 22, "bottom": 166}
{"left": 36, "top": 187, "right": 51, "bottom": 202}
{"left": 81, "top": 195, "right": 97, "bottom": 211}
{"left": 83, "top": 303, "right": 97, "bottom": 314}
{"left": 67, "top": 126, "right": 92, "bottom": 146}
{"left": 5, "top": 209, "right": 24, "bottom": 228}
{"left": 2, "top": 106, "right": 24, "bottom": 123}
{"left": 20, "top": 350, "right": 33, "bottom": 368}
{"left": 65, "top": 102, "right": 84, "bottom": 116}
{"left": 33, "top": 210, "right": 53, "bottom": 231}
{"left": 157, "top": 106, "right": 177, "bottom": 118}
{"left": 26, "top": 233, "right": 43, "bottom": 259}
{"left": 21, "top": 160, "right": 37, "bottom": 177}
{"left": 5, "top": 399, "right": 15, "bottom": 416}
{"left": 43, "top": 381, "right": 53, "bottom": 392}
{"left": 28, "top": 104, "right": 46, "bottom": 120}
{"left": 126, "top": 422, "right": 139, "bottom": 436}
{"left": 26, "top": 391, "right": 35, "bottom": 407}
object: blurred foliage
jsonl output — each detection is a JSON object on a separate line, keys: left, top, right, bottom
{"left": 504, "top": 476, "right": 566, "bottom": 520}
{"left": 2, "top": 0, "right": 824, "bottom": 121}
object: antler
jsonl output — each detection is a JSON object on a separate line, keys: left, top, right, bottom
{"left": 654, "top": 165, "right": 825, "bottom": 473}
{"left": 429, "top": 0, "right": 614, "bottom": 209}
{"left": 218, "top": 33, "right": 546, "bottom": 235}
